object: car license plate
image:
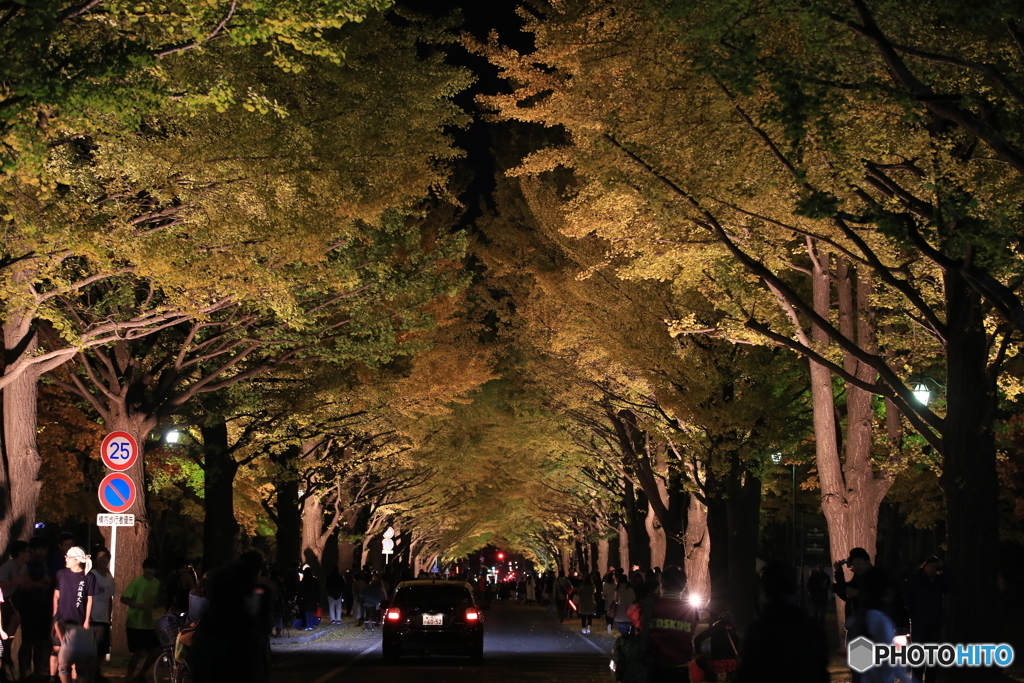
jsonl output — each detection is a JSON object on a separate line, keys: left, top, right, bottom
{"left": 422, "top": 614, "right": 443, "bottom": 626}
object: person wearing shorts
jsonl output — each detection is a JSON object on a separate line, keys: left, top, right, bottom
{"left": 88, "top": 548, "right": 115, "bottom": 681}
{"left": 55, "top": 620, "right": 96, "bottom": 683}
{"left": 51, "top": 547, "right": 96, "bottom": 683}
{"left": 121, "top": 558, "right": 161, "bottom": 683}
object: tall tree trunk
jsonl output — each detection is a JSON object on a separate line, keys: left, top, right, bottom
{"left": 596, "top": 538, "right": 609, "bottom": 575}
{"left": 808, "top": 251, "right": 890, "bottom": 645}
{"left": 273, "top": 467, "right": 302, "bottom": 568}
{"left": 617, "top": 522, "right": 630, "bottom": 573}
{"left": 301, "top": 491, "right": 324, "bottom": 576}
{"left": 0, "top": 316, "right": 41, "bottom": 551}
{"left": 645, "top": 498, "right": 667, "bottom": 570}
{"left": 726, "top": 470, "right": 761, "bottom": 628}
{"left": 336, "top": 508, "right": 359, "bottom": 572}
{"left": 200, "top": 420, "right": 238, "bottom": 571}
{"left": 705, "top": 497, "right": 729, "bottom": 616}
{"left": 942, "top": 273, "right": 1000, "bottom": 656}
{"left": 100, "top": 413, "right": 156, "bottom": 655}
{"left": 684, "top": 492, "right": 711, "bottom": 604}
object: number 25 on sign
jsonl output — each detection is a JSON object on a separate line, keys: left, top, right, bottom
{"left": 100, "top": 432, "right": 138, "bottom": 471}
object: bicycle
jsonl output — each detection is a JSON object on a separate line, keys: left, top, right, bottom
{"left": 152, "top": 611, "right": 193, "bottom": 683}
{"left": 152, "top": 648, "right": 192, "bottom": 683}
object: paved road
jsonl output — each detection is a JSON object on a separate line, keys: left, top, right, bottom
{"left": 270, "top": 603, "right": 617, "bottom": 683}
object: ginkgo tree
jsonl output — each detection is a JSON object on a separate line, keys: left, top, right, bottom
{"left": 478, "top": 0, "right": 1024, "bottom": 649}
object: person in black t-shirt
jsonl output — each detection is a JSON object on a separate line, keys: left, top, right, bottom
{"left": 50, "top": 547, "right": 97, "bottom": 682}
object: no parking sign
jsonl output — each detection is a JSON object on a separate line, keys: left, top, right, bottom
{"left": 98, "top": 472, "right": 137, "bottom": 514}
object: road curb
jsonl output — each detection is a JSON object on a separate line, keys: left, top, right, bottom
{"left": 271, "top": 624, "right": 342, "bottom": 645}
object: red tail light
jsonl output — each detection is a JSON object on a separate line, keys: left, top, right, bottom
{"left": 386, "top": 608, "right": 401, "bottom": 621}
{"left": 466, "top": 608, "right": 480, "bottom": 621}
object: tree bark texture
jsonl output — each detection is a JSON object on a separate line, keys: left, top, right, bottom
{"left": 684, "top": 492, "right": 711, "bottom": 604}
{"left": 645, "top": 498, "right": 667, "bottom": 570}
{"left": 273, "top": 465, "right": 302, "bottom": 569}
{"left": 200, "top": 420, "right": 239, "bottom": 572}
{"left": 941, "top": 272, "right": 1000, "bottom": 651}
{"left": 808, "top": 251, "right": 890, "bottom": 645}
{"left": 0, "top": 315, "right": 41, "bottom": 551}
{"left": 617, "top": 523, "right": 629, "bottom": 573}
{"left": 596, "top": 538, "right": 609, "bottom": 575}
{"left": 301, "top": 492, "right": 325, "bottom": 576}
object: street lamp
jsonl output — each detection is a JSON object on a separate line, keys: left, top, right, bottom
{"left": 912, "top": 382, "right": 931, "bottom": 406}
{"left": 165, "top": 429, "right": 181, "bottom": 444}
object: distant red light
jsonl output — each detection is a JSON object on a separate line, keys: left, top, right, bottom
{"left": 497, "top": 553, "right": 504, "bottom": 560}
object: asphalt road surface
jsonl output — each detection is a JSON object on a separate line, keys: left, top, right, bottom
{"left": 270, "top": 602, "right": 618, "bottom": 683}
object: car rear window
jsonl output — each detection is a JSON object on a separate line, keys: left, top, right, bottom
{"left": 394, "top": 585, "right": 473, "bottom": 606}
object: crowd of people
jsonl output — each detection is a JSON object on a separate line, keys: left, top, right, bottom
{"left": 0, "top": 533, "right": 952, "bottom": 683}
{"left": 0, "top": 532, "right": 412, "bottom": 683}
{"left": 507, "top": 548, "right": 952, "bottom": 683}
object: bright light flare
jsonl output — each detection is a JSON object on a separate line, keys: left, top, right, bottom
{"left": 688, "top": 594, "right": 703, "bottom": 608}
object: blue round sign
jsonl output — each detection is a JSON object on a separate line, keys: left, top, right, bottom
{"left": 98, "top": 472, "right": 137, "bottom": 514}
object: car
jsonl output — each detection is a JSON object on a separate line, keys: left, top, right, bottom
{"left": 381, "top": 579, "right": 484, "bottom": 663}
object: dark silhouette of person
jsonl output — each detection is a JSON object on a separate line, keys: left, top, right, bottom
{"left": 694, "top": 612, "right": 740, "bottom": 679}
{"left": 735, "top": 561, "right": 829, "bottom": 683}
{"left": 904, "top": 556, "right": 955, "bottom": 683}
{"left": 299, "top": 566, "right": 320, "bottom": 630}
{"left": 806, "top": 564, "right": 831, "bottom": 628}
{"left": 188, "top": 560, "right": 265, "bottom": 683}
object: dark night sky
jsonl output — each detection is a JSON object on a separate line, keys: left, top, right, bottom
{"left": 395, "top": 0, "right": 535, "bottom": 231}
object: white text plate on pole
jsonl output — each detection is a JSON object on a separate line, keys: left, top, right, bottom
{"left": 97, "top": 513, "right": 135, "bottom": 527}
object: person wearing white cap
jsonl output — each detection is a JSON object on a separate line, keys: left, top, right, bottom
{"left": 50, "top": 547, "right": 96, "bottom": 683}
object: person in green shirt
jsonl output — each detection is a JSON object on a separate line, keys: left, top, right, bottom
{"left": 120, "top": 558, "right": 161, "bottom": 683}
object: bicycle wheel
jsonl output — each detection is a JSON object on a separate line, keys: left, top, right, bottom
{"left": 176, "top": 659, "right": 193, "bottom": 683}
{"left": 152, "top": 650, "right": 175, "bottom": 683}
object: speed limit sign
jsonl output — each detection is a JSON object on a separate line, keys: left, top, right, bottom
{"left": 100, "top": 431, "right": 139, "bottom": 471}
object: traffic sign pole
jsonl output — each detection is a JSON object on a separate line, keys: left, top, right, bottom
{"left": 99, "top": 431, "right": 141, "bottom": 580}
{"left": 110, "top": 526, "right": 117, "bottom": 578}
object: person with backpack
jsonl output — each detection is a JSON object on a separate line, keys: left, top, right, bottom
{"left": 694, "top": 612, "right": 741, "bottom": 681}
{"left": 625, "top": 567, "right": 699, "bottom": 682}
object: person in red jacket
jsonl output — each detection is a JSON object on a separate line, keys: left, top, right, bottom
{"left": 628, "top": 566, "right": 699, "bottom": 682}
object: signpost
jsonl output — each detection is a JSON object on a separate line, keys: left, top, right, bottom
{"left": 97, "top": 431, "right": 141, "bottom": 578}
{"left": 100, "top": 431, "right": 139, "bottom": 471}
{"left": 98, "top": 472, "right": 136, "bottom": 514}
{"left": 382, "top": 527, "right": 395, "bottom": 564}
